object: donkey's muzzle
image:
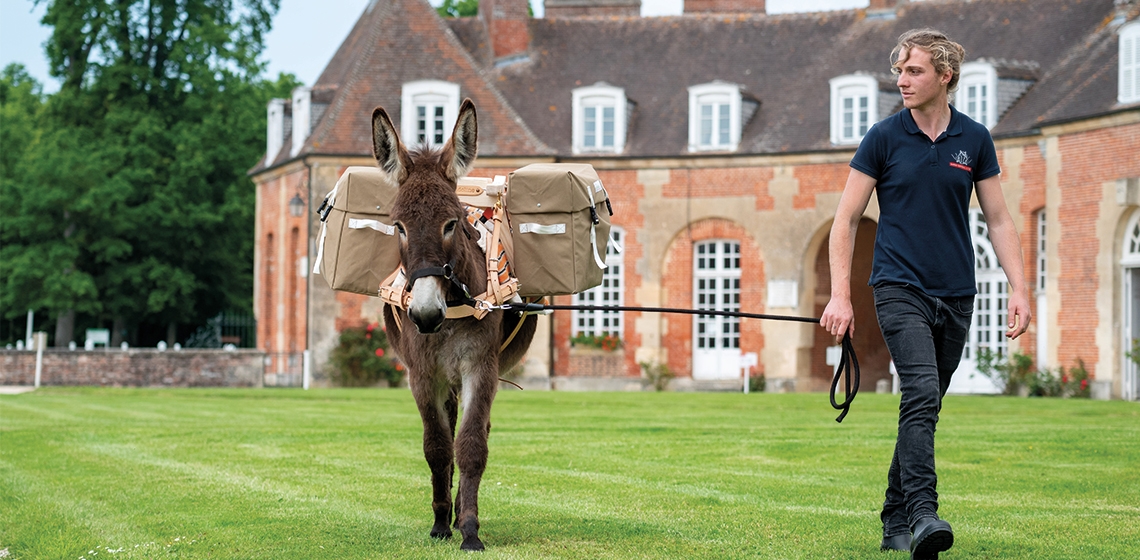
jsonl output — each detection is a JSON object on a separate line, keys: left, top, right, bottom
{"left": 409, "top": 306, "right": 445, "bottom": 334}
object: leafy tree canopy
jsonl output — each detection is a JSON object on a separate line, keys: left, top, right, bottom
{"left": 1, "top": 1, "right": 294, "bottom": 346}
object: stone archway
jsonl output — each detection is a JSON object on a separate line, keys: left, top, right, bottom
{"left": 810, "top": 218, "right": 891, "bottom": 392}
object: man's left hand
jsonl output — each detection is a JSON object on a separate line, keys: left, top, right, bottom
{"left": 1006, "top": 292, "right": 1032, "bottom": 339}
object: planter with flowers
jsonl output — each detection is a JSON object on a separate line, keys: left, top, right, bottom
{"left": 569, "top": 333, "right": 626, "bottom": 376}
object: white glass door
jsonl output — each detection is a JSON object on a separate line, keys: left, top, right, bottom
{"left": 693, "top": 241, "right": 742, "bottom": 379}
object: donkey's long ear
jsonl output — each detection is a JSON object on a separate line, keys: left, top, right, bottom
{"left": 371, "top": 107, "right": 409, "bottom": 183}
{"left": 442, "top": 98, "right": 478, "bottom": 182}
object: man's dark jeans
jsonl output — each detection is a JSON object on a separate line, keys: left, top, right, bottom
{"left": 873, "top": 283, "right": 973, "bottom": 537}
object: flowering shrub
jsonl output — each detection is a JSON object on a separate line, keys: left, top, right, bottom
{"left": 571, "top": 333, "right": 622, "bottom": 351}
{"left": 1060, "top": 359, "right": 1091, "bottom": 398}
{"left": 978, "top": 350, "right": 1090, "bottom": 398}
{"left": 328, "top": 322, "right": 404, "bottom": 387}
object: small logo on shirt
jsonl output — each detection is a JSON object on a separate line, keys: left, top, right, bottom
{"left": 949, "top": 150, "right": 973, "bottom": 172}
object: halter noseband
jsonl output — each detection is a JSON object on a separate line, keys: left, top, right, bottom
{"left": 404, "top": 262, "right": 478, "bottom": 308}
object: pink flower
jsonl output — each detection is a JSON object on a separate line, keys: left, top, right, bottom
{"left": 375, "top": 348, "right": 385, "bottom": 357}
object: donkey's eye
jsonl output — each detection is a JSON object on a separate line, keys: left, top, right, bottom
{"left": 395, "top": 222, "right": 406, "bottom": 237}
{"left": 442, "top": 220, "right": 458, "bottom": 237}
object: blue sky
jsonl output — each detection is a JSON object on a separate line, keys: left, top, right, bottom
{"left": 1, "top": 0, "right": 868, "bottom": 93}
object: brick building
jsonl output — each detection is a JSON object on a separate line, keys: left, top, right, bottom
{"left": 249, "top": 0, "right": 1140, "bottom": 398}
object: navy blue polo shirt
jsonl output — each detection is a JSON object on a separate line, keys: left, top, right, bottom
{"left": 850, "top": 105, "right": 1000, "bottom": 297}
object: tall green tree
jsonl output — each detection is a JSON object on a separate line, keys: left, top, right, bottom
{"left": 1, "top": 0, "right": 286, "bottom": 346}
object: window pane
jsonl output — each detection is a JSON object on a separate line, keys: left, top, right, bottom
{"left": 842, "top": 97, "right": 854, "bottom": 138}
{"left": 417, "top": 106, "right": 427, "bottom": 143}
{"left": 584, "top": 107, "right": 596, "bottom": 147}
{"left": 433, "top": 106, "right": 445, "bottom": 144}
{"left": 700, "top": 104, "right": 713, "bottom": 146}
{"left": 718, "top": 104, "right": 730, "bottom": 146}
{"left": 858, "top": 96, "right": 868, "bottom": 135}
{"left": 602, "top": 106, "right": 614, "bottom": 148}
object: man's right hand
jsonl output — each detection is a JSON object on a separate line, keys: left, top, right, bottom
{"left": 820, "top": 297, "right": 855, "bottom": 344}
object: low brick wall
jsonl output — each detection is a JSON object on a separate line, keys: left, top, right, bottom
{"left": 0, "top": 349, "right": 265, "bottom": 388}
{"left": 568, "top": 348, "right": 626, "bottom": 377}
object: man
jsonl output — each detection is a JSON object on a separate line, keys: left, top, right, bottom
{"left": 820, "top": 29, "right": 1031, "bottom": 559}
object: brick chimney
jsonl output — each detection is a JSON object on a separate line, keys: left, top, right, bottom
{"left": 545, "top": 0, "right": 641, "bottom": 18}
{"left": 480, "top": 0, "right": 531, "bottom": 61}
{"left": 683, "top": 0, "right": 765, "bottom": 14}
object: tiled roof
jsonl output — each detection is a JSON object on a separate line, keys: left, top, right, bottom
{"left": 494, "top": 0, "right": 1127, "bottom": 156}
{"left": 278, "top": 0, "right": 552, "bottom": 167}
{"left": 256, "top": 0, "right": 1138, "bottom": 169}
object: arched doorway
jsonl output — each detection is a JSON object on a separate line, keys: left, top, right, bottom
{"left": 949, "top": 208, "right": 1007, "bottom": 394}
{"left": 1120, "top": 211, "right": 1140, "bottom": 401}
{"left": 811, "top": 218, "right": 890, "bottom": 392}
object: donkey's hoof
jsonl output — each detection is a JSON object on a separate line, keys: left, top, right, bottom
{"left": 460, "top": 535, "right": 485, "bottom": 551}
{"left": 430, "top": 525, "right": 453, "bottom": 540}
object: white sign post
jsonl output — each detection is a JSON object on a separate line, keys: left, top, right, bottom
{"left": 740, "top": 352, "right": 758, "bottom": 394}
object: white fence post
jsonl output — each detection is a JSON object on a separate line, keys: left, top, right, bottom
{"left": 33, "top": 331, "right": 47, "bottom": 388}
{"left": 302, "top": 350, "right": 311, "bottom": 390}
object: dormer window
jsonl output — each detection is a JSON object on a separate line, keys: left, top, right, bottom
{"left": 572, "top": 83, "right": 627, "bottom": 155}
{"left": 401, "top": 80, "right": 460, "bottom": 148}
{"left": 688, "top": 82, "right": 742, "bottom": 152}
{"left": 957, "top": 61, "right": 998, "bottom": 128}
{"left": 1121, "top": 22, "right": 1140, "bottom": 104}
{"left": 829, "top": 75, "right": 878, "bottom": 145}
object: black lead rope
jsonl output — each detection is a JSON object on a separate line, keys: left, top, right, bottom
{"left": 503, "top": 302, "right": 860, "bottom": 423}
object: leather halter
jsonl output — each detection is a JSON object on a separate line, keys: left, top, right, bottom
{"left": 404, "top": 261, "right": 478, "bottom": 309}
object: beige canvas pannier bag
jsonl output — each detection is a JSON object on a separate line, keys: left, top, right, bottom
{"left": 313, "top": 166, "right": 400, "bottom": 296}
{"left": 504, "top": 163, "right": 612, "bottom": 297}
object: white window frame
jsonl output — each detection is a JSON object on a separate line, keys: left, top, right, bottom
{"left": 573, "top": 227, "right": 625, "bottom": 338}
{"left": 687, "top": 82, "right": 742, "bottom": 152}
{"left": 1120, "top": 22, "right": 1140, "bottom": 104}
{"left": 401, "top": 80, "right": 460, "bottom": 148}
{"left": 572, "top": 83, "right": 627, "bottom": 155}
{"left": 957, "top": 61, "right": 998, "bottom": 128}
{"left": 829, "top": 74, "right": 878, "bottom": 145}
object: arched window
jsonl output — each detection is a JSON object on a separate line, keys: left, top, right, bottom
{"left": 951, "top": 209, "right": 1008, "bottom": 394}
{"left": 1120, "top": 210, "right": 1140, "bottom": 400}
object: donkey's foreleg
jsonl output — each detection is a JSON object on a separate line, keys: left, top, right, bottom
{"left": 417, "top": 398, "right": 456, "bottom": 540}
{"left": 454, "top": 371, "right": 497, "bottom": 551}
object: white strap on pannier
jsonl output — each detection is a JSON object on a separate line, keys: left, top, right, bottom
{"left": 586, "top": 179, "right": 608, "bottom": 270}
{"left": 348, "top": 218, "right": 396, "bottom": 235}
{"left": 518, "top": 223, "right": 566, "bottom": 235}
{"left": 312, "top": 182, "right": 340, "bottom": 275}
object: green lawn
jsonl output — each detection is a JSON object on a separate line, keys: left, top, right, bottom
{"left": 1, "top": 388, "right": 1137, "bottom": 559}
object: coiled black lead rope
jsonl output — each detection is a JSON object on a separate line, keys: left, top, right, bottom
{"left": 502, "top": 302, "right": 860, "bottom": 423}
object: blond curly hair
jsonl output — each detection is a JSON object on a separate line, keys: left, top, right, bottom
{"left": 890, "top": 28, "right": 966, "bottom": 93}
